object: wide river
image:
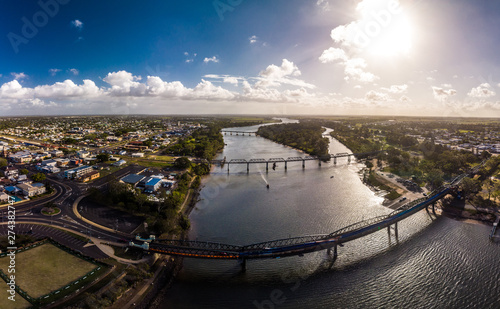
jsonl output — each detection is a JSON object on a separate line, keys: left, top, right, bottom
{"left": 162, "top": 120, "right": 500, "bottom": 309}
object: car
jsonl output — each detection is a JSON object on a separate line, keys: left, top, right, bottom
{"left": 399, "top": 197, "right": 407, "bottom": 202}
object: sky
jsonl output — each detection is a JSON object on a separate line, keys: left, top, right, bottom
{"left": 1, "top": 0, "right": 500, "bottom": 117}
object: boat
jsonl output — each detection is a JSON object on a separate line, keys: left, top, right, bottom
{"left": 266, "top": 184, "right": 270, "bottom": 189}
{"left": 330, "top": 176, "right": 334, "bottom": 179}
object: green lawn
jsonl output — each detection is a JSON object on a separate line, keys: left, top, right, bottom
{"left": 0, "top": 243, "right": 97, "bottom": 298}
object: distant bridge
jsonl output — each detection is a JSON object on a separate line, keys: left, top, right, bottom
{"left": 192, "top": 150, "right": 382, "bottom": 172}
{"left": 221, "top": 130, "right": 258, "bottom": 136}
{"left": 129, "top": 164, "right": 482, "bottom": 270}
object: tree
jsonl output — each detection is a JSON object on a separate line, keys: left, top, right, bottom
{"left": 19, "top": 168, "right": 29, "bottom": 175}
{"left": 0, "top": 158, "right": 7, "bottom": 168}
{"left": 174, "top": 157, "right": 191, "bottom": 169}
{"left": 425, "top": 169, "right": 444, "bottom": 190}
{"left": 31, "top": 173, "right": 46, "bottom": 182}
{"left": 460, "top": 177, "right": 481, "bottom": 199}
{"left": 96, "top": 153, "right": 110, "bottom": 162}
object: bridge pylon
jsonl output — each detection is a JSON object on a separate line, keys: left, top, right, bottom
{"left": 387, "top": 222, "right": 398, "bottom": 243}
{"left": 327, "top": 244, "right": 338, "bottom": 263}
{"left": 239, "top": 258, "right": 247, "bottom": 272}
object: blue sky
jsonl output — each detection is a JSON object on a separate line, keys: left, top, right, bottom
{"left": 1, "top": 0, "right": 500, "bottom": 117}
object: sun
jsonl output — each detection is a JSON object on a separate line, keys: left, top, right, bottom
{"left": 369, "top": 15, "right": 414, "bottom": 57}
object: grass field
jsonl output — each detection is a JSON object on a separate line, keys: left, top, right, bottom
{"left": 0, "top": 243, "right": 97, "bottom": 298}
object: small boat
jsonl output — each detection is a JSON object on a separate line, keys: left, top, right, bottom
{"left": 266, "top": 184, "right": 270, "bottom": 189}
{"left": 330, "top": 176, "right": 334, "bottom": 179}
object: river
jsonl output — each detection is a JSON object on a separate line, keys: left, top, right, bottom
{"left": 161, "top": 120, "right": 500, "bottom": 309}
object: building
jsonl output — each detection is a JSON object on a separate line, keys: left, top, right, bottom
{"left": 145, "top": 178, "right": 162, "bottom": 193}
{"left": 56, "top": 158, "right": 70, "bottom": 167}
{"left": 131, "top": 153, "right": 144, "bottom": 158}
{"left": 64, "top": 165, "right": 93, "bottom": 179}
{"left": 81, "top": 171, "right": 100, "bottom": 182}
{"left": 0, "top": 192, "right": 9, "bottom": 203}
{"left": 40, "top": 159, "right": 58, "bottom": 167}
{"left": 9, "top": 151, "right": 32, "bottom": 163}
{"left": 77, "top": 151, "right": 90, "bottom": 159}
{"left": 2, "top": 166, "right": 18, "bottom": 178}
{"left": 118, "top": 150, "right": 127, "bottom": 156}
{"left": 120, "top": 174, "right": 145, "bottom": 187}
{"left": 50, "top": 150, "right": 64, "bottom": 157}
{"left": 113, "top": 159, "right": 127, "bottom": 167}
{"left": 17, "top": 183, "right": 46, "bottom": 197}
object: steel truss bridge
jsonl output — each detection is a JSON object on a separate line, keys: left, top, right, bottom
{"left": 193, "top": 151, "right": 382, "bottom": 172}
{"left": 130, "top": 164, "right": 482, "bottom": 269}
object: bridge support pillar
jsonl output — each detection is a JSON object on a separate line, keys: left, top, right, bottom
{"left": 334, "top": 157, "right": 337, "bottom": 165}
{"left": 302, "top": 160, "right": 305, "bottom": 169}
{"left": 318, "top": 160, "right": 322, "bottom": 167}
{"left": 432, "top": 203, "right": 437, "bottom": 216}
{"left": 227, "top": 163, "right": 230, "bottom": 172}
{"left": 395, "top": 222, "right": 398, "bottom": 239}
{"left": 239, "top": 258, "right": 247, "bottom": 272}
{"left": 266, "top": 162, "right": 269, "bottom": 172}
{"left": 285, "top": 161, "right": 287, "bottom": 170}
{"left": 348, "top": 155, "right": 351, "bottom": 163}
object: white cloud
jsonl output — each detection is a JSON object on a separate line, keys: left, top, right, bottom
{"left": 71, "top": 19, "right": 83, "bottom": 29}
{"left": 256, "top": 59, "right": 316, "bottom": 89}
{"left": 344, "top": 58, "right": 379, "bottom": 82}
{"left": 203, "top": 56, "right": 219, "bottom": 64}
{"left": 11, "top": 72, "right": 27, "bottom": 80}
{"left": 426, "top": 77, "right": 435, "bottom": 82}
{"left": 34, "top": 80, "right": 101, "bottom": 99}
{"left": 49, "top": 69, "right": 61, "bottom": 76}
{"left": 441, "top": 83, "right": 452, "bottom": 88}
{"left": 184, "top": 52, "right": 196, "bottom": 63}
{"left": 432, "top": 86, "right": 457, "bottom": 102}
{"left": 468, "top": 83, "right": 496, "bottom": 98}
{"left": 382, "top": 84, "right": 408, "bottom": 94}
{"left": 249, "top": 35, "right": 258, "bottom": 44}
{"left": 69, "top": 68, "right": 79, "bottom": 76}
{"left": 319, "top": 47, "right": 348, "bottom": 63}
{"left": 317, "top": 0, "right": 330, "bottom": 11}
{"left": 223, "top": 77, "right": 239, "bottom": 85}
{"left": 365, "top": 90, "right": 389, "bottom": 102}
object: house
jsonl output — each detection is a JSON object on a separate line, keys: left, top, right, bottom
{"left": 0, "top": 192, "right": 9, "bottom": 203}
{"left": 4, "top": 186, "right": 21, "bottom": 195}
{"left": 17, "top": 183, "right": 46, "bottom": 197}
{"left": 2, "top": 166, "right": 18, "bottom": 178}
{"left": 81, "top": 171, "right": 100, "bottom": 183}
{"left": 118, "top": 150, "right": 127, "bottom": 156}
{"left": 120, "top": 174, "right": 145, "bottom": 187}
{"left": 131, "top": 153, "right": 144, "bottom": 158}
{"left": 64, "top": 165, "right": 93, "bottom": 179}
{"left": 41, "top": 159, "right": 58, "bottom": 167}
{"left": 145, "top": 178, "right": 162, "bottom": 193}
{"left": 70, "top": 159, "right": 83, "bottom": 166}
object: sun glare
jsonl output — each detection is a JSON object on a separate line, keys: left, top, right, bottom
{"left": 369, "top": 15, "right": 414, "bottom": 57}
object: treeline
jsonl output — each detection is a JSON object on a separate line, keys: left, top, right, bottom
{"left": 167, "top": 120, "right": 275, "bottom": 160}
{"left": 257, "top": 122, "right": 329, "bottom": 156}
{"left": 167, "top": 124, "right": 224, "bottom": 160}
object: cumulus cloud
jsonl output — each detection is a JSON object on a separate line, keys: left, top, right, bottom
{"left": 255, "top": 59, "right": 316, "bottom": 89}
{"left": 249, "top": 35, "right": 258, "bottom": 44}
{"left": 319, "top": 47, "right": 348, "bottom": 63}
{"left": 432, "top": 86, "right": 457, "bottom": 102}
{"left": 382, "top": 84, "right": 408, "bottom": 94}
{"left": 468, "top": 83, "right": 496, "bottom": 98}
{"left": 365, "top": 90, "right": 389, "bottom": 102}
{"left": 203, "top": 56, "right": 219, "bottom": 63}
{"left": 11, "top": 72, "right": 27, "bottom": 80}
{"left": 71, "top": 19, "right": 83, "bottom": 29}
{"left": 69, "top": 68, "right": 79, "bottom": 75}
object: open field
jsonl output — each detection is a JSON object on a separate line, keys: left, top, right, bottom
{"left": 0, "top": 243, "right": 97, "bottom": 298}
{"left": 0, "top": 290, "right": 32, "bottom": 309}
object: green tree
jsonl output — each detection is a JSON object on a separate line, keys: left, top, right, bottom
{"left": 425, "top": 169, "right": 444, "bottom": 190}
{"left": 96, "top": 153, "right": 110, "bottom": 162}
{"left": 19, "top": 168, "right": 29, "bottom": 175}
{"left": 460, "top": 177, "right": 481, "bottom": 199}
{"left": 31, "top": 172, "right": 46, "bottom": 182}
{"left": 174, "top": 157, "right": 192, "bottom": 169}
{"left": 0, "top": 158, "right": 7, "bottom": 168}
